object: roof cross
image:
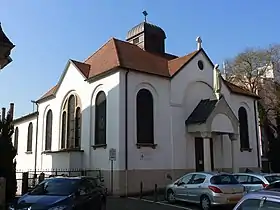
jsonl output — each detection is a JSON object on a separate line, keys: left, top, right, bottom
{"left": 142, "top": 10, "right": 148, "bottom": 22}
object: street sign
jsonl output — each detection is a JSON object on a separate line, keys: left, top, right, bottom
{"left": 109, "top": 148, "right": 116, "bottom": 161}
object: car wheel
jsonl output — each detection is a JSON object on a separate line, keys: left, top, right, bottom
{"left": 99, "top": 201, "right": 106, "bottom": 210}
{"left": 200, "top": 195, "right": 211, "bottom": 210}
{"left": 166, "top": 189, "right": 176, "bottom": 204}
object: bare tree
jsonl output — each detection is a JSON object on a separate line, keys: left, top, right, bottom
{"left": 226, "top": 45, "right": 280, "bottom": 125}
{"left": 226, "top": 45, "right": 280, "bottom": 172}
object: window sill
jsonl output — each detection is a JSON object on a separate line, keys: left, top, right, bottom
{"left": 92, "top": 144, "right": 107, "bottom": 150}
{"left": 240, "top": 148, "right": 252, "bottom": 152}
{"left": 25, "top": 151, "right": 33, "bottom": 154}
{"left": 136, "top": 143, "right": 157, "bottom": 149}
{"left": 42, "top": 148, "right": 84, "bottom": 154}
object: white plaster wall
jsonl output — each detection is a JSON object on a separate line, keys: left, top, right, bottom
{"left": 13, "top": 116, "right": 37, "bottom": 171}
{"left": 31, "top": 63, "right": 121, "bottom": 171}
{"left": 170, "top": 51, "right": 259, "bottom": 170}
{"left": 120, "top": 70, "right": 172, "bottom": 170}
{"left": 170, "top": 52, "right": 217, "bottom": 170}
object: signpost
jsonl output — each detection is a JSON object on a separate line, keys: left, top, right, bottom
{"left": 109, "top": 148, "right": 116, "bottom": 195}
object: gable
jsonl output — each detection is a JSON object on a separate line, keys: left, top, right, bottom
{"left": 37, "top": 60, "right": 89, "bottom": 103}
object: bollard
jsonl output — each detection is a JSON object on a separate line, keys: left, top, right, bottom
{"left": 38, "top": 172, "right": 45, "bottom": 183}
{"left": 154, "top": 184, "right": 158, "bottom": 202}
{"left": 0, "top": 177, "right": 6, "bottom": 210}
{"left": 21, "top": 172, "right": 29, "bottom": 195}
{"left": 32, "top": 173, "right": 37, "bottom": 187}
{"left": 140, "top": 181, "right": 143, "bottom": 199}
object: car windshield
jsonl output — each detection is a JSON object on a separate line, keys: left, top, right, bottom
{"left": 210, "top": 174, "right": 239, "bottom": 185}
{"left": 29, "top": 178, "right": 79, "bottom": 196}
{"left": 265, "top": 175, "right": 280, "bottom": 183}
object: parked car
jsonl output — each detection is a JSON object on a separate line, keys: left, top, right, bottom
{"left": 165, "top": 172, "right": 245, "bottom": 210}
{"left": 234, "top": 172, "right": 280, "bottom": 192}
{"left": 9, "top": 176, "right": 106, "bottom": 210}
{"left": 265, "top": 180, "right": 280, "bottom": 190}
{"left": 233, "top": 190, "right": 280, "bottom": 209}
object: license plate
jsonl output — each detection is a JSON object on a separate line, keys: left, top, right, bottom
{"left": 228, "top": 196, "right": 241, "bottom": 203}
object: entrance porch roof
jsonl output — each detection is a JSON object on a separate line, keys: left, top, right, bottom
{"left": 185, "top": 96, "right": 238, "bottom": 135}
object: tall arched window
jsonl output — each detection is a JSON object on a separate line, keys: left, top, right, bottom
{"left": 238, "top": 106, "right": 250, "bottom": 150}
{"left": 61, "top": 94, "right": 82, "bottom": 149}
{"left": 45, "top": 110, "right": 53, "bottom": 151}
{"left": 61, "top": 112, "right": 66, "bottom": 149}
{"left": 14, "top": 127, "right": 19, "bottom": 152}
{"left": 136, "top": 89, "right": 154, "bottom": 144}
{"left": 95, "top": 91, "right": 107, "bottom": 145}
{"left": 27, "top": 122, "right": 33, "bottom": 152}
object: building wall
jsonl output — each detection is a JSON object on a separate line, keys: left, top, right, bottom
{"left": 15, "top": 63, "right": 122, "bottom": 181}
{"left": 13, "top": 116, "right": 37, "bottom": 171}
{"left": 13, "top": 52, "right": 260, "bottom": 195}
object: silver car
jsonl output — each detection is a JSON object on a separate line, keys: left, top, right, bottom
{"left": 165, "top": 172, "right": 245, "bottom": 210}
{"left": 234, "top": 172, "right": 280, "bottom": 192}
{"left": 233, "top": 190, "right": 280, "bottom": 209}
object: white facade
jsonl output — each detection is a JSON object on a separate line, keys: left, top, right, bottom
{"left": 13, "top": 23, "right": 261, "bottom": 195}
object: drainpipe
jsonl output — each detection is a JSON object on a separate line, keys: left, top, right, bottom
{"left": 124, "top": 70, "right": 129, "bottom": 196}
{"left": 31, "top": 100, "right": 39, "bottom": 177}
{"left": 254, "top": 100, "right": 261, "bottom": 169}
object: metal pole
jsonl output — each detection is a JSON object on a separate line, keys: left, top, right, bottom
{"left": 31, "top": 101, "right": 39, "bottom": 180}
{"left": 110, "top": 160, "right": 113, "bottom": 195}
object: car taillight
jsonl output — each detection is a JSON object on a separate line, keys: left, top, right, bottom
{"left": 208, "top": 186, "right": 223, "bottom": 193}
{"left": 263, "top": 183, "right": 268, "bottom": 188}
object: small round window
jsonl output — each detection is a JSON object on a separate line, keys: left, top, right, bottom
{"left": 198, "top": 60, "right": 204, "bottom": 70}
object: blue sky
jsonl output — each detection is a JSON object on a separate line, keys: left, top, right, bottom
{"left": 1, "top": 0, "right": 279, "bottom": 118}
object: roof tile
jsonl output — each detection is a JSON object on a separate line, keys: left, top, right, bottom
{"left": 37, "top": 38, "right": 260, "bottom": 102}
{"left": 185, "top": 99, "right": 218, "bottom": 125}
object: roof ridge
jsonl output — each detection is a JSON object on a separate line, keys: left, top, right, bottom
{"left": 113, "top": 38, "right": 169, "bottom": 62}
{"left": 169, "top": 50, "right": 198, "bottom": 62}
{"left": 84, "top": 37, "right": 115, "bottom": 63}
{"left": 111, "top": 38, "right": 121, "bottom": 66}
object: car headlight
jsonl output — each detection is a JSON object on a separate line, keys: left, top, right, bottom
{"left": 48, "top": 206, "right": 68, "bottom": 210}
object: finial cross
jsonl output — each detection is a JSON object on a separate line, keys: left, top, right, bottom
{"left": 142, "top": 10, "right": 148, "bottom": 22}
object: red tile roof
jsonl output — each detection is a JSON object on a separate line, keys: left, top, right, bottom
{"left": 37, "top": 38, "right": 259, "bottom": 102}
{"left": 0, "top": 23, "right": 14, "bottom": 47}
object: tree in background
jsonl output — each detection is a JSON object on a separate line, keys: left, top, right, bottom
{"left": 225, "top": 45, "right": 280, "bottom": 172}
{"left": 0, "top": 104, "right": 17, "bottom": 204}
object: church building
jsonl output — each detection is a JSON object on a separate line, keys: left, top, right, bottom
{"left": 13, "top": 20, "right": 261, "bottom": 195}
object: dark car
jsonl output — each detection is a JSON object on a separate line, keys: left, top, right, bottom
{"left": 10, "top": 176, "right": 106, "bottom": 210}
{"left": 265, "top": 180, "right": 280, "bottom": 191}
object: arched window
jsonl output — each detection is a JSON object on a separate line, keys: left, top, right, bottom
{"left": 61, "top": 112, "right": 66, "bottom": 149}
{"left": 61, "top": 94, "right": 82, "bottom": 149}
{"left": 136, "top": 89, "right": 154, "bottom": 144}
{"left": 14, "top": 127, "right": 19, "bottom": 152}
{"left": 238, "top": 107, "right": 250, "bottom": 150}
{"left": 45, "top": 110, "right": 53, "bottom": 151}
{"left": 95, "top": 91, "right": 107, "bottom": 145}
{"left": 75, "top": 107, "right": 81, "bottom": 148}
{"left": 27, "top": 122, "right": 33, "bottom": 152}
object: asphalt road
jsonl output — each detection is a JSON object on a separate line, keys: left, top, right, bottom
{"left": 106, "top": 196, "right": 235, "bottom": 210}
{"left": 107, "top": 198, "right": 199, "bottom": 210}
{"left": 107, "top": 197, "right": 199, "bottom": 210}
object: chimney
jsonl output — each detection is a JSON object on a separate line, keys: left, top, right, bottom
{"left": 1, "top": 108, "right": 5, "bottom": 122}
{"left": 196, "top": 36, "right": 202, "bottom": 50}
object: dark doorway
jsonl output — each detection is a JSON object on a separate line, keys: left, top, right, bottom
{"left": 195, "top": 137, "right": 214, "bottom": 171}
{"left": 195, "top": 137, "right": 204, "bottom": 171}
{"left": 210, "top": 138, "right": 214, "bottom": 171}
